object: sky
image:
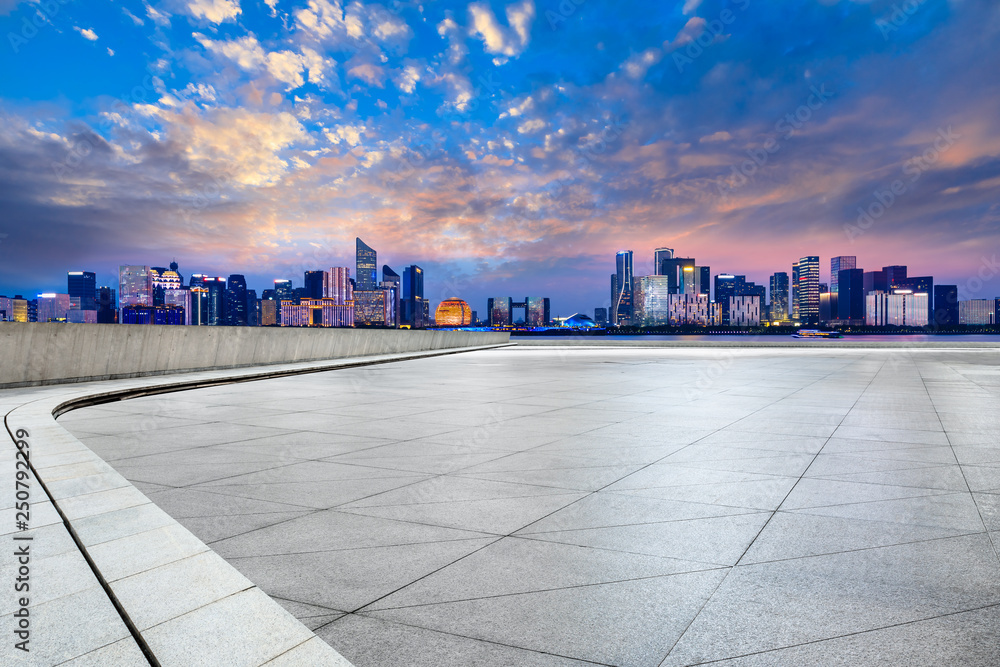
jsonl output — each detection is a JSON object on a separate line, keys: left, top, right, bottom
{"left": 0, "top": 0, "right": 998, "bottom": 316}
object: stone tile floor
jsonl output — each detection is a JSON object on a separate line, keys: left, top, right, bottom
{"left": 61, "top": 347, "right": 1000, "bottom": 666}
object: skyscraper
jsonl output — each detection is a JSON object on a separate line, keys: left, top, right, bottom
{"left": 714, "top": 275, "right": 739, "bottom": 325}
{"left": 67, "top": 271, "right": 97, "bottom": 312}
{"left": 202, "top": 277, "right": 226, "bottom": 326}
{"left": 488, "top": 297, "right": 513, "bottom": 327}
{"left": 382, "top": 265, "right": 401, "bottom": 329}
{"left": 653, "top": 248, "right": 675, "bottom": 275}
{"left": 769, "top": 272, "right": 790, "bottom": 322}
{"left": 273, "top": 279, "right": 294, "bottom": 325}
{"left": 793, "top": 256, "right": 820, "bottom": 324}
{"left": 612, "top": 250, "right": 633, "bottom": 325}
{"left": 119, "top": 265, "right": 153, "bottom": 322}
{"left": 304, "top": 271, "right": 325, "bottom": 299}
{"left": 356, "top": 237, "right": 378, "bottom": 290}
{"left": 402, "top": 265, "right": 425, "bottom": 328}
{"left": 224, "top": 274, "right": 248, "bottom": 326}
{"left": 837, "top": 268, "right": 865, "bottom": 322}
{"left": 324, "top": 268, "right": 353, "bottom": 304}
{"left": 830, "top": 256, "right": 857, "bottom": 296}
{"left": 933, "top": 285, "right": 959, "bottom": 327}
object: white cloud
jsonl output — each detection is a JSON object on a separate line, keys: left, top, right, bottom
{"left": 195, "top": 33, "right": 266, "bottom": 69}
{"left": 347, "top": 62, "right": 385, "bottom": 87}
{"left": 266, "top": 50, "right": 307, "bottom": 89}
{"left": 622, "top": 47, "right": 662, "bottom": 79}
{"left": 682, "top": 0, "right": 702, "bottom": 15}
{"left": 437, "top": 16, "right": 467, "bottom": 65}
{"left": 500, "top": 96, "right": 533, "bottom": 119}
{"left": 107, "top": 47, "right": 115, "bottom": 56}
{"left": 122, "top": 7, "right": 145, "bottom": 25}
{"left": 264, "top": 0, "right": 278, "bottom": 16}
{"left": 301, "top": 47, "right": 336, "bottom": 88}
{"left": 185, "top": 0, "right": 241, "bottom": 23}
{"left": 74, "top": 26, "right": 99, "bottom": 41}
{"left": 700, "top": 131, "right": 731, "bottom": 143}
{"left": 395, "top": 65, "right": 421, "bottom": 94}
{"left": 144, "top": 1, "right": 172, "bottom": 26}
{"left": 468, "top": 0, "right": 535, "bottom": 58}
{"left": 324, "top": 124, "right": 365, "bottom": 147}
{"left": 295, "top": 0, "right": 410, "bottom": 48}
{"left": 434, "top": 71, "right": 474, "bottom": 111}
{"left": 517, "top": 118, "right": 545, "bottom": 134}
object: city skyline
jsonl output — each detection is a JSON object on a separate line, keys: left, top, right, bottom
{"left": 1, "top": 1, "right": 999, "bottom": 315}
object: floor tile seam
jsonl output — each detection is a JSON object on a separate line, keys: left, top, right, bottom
{"left": 222, "top": 535, "right": 497, "bottom": 559}
{"left": 51, "top": 635, "right": 145, "bottom": 666}
{"left": 362, "top": 566, "right": 733, "bottom": 613}
{"left": 326, "top": 612, "right": 616, "bottom": 666}
{"left": 917, "top": 364, "right": 1000, "bottom": 565}
{"left": 511, "top": 533, "right": 733, "bottom": 569}
{"left": 656, "top": 354, "right": 891, "bottom": 666}
{"left": 268, "top": 595, "right": 348, "bottom": 616}
{"left": 130, "top": 460, "right": 323, "bottom": 489}
{"left": 92, "top": 427, "right": 310, "bottom": 463}
{"left": 733, "top": 528, "right": 990, "bottom": 568}
{"left": 673, "top": 601, "right": 1000, "bottom": 666}
{"left": 199, "top": 511, "right": 328, "bottom": 545}
{"left": 514, "top": 509, "right": 772, "bottom": 536}
{"left": 149, "top": 484, "right": 325, "bottom": 512}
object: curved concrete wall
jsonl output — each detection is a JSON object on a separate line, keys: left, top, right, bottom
{"left": 0, "top": 323, "right": 509, "bottom": 388}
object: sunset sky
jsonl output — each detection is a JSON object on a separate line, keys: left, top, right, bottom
{"left": 1, "top": 0, "right": 998, "bottom": 315}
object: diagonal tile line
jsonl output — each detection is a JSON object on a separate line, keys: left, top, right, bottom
{"left": 918, "top": 358, "right": 1000, "bottom": 565}
{"left": 677, "top": 601, "right": 1000, "bottom": 666}
{"left": 656, "top": 352, "right": 890, "bottom": 666}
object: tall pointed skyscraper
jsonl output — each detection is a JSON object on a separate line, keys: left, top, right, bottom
{"left": 356, "top": 238, "right": 378, "bottom": 291}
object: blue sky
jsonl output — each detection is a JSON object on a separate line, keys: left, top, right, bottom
{"left": 1, "top": 0, "right": 998, "bottom": 315}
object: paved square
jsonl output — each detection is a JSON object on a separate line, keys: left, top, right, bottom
{"left": 61, "top": 346, "right": 1000, "bottom": 666}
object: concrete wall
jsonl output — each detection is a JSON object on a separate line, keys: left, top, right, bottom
{"left": 0, "top": 323, "right": 509, "bottom": 388}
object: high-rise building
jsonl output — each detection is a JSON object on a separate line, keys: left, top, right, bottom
{"left": 863, "top": 270, "right": 888, "bottom": 296}
{"left": 933, "top": 285, "right": 959, "bottom": 327}
{"left": 164, "top": 288, "right": 192, "bottom": 325}
{"left": 633, "top": 276, "right": 673, "bottom": 326}
{"left": 959, "top": 299, "right": 995, "bottom": 325}
{"left": 36, "top": 293, "right": 71, "bottom": 322}
{"left": 224, "top": 274, "right": 248, "bottom": 326}
{"left": 867, "top": 291, "right": 929, "bottom": 327}
{"left": 658, "top": 256, "right": 696, "bottom": 294}
{"left": 830, "top": 256, "right": 857, "bottom": 296}
{"left": 119, "top": 266, "right": 153, "bottom": 321}
{"left": 96, "top": 287, "right": 116, "bottom": 323}
{"left": 324, "top": 268, "right": 353, "bottom": 304}
{"left": 304, "top": 271, "right": 325, "bottom": 299}
{"left": 261, "top": 297, "right": 278, "bottom": 326}
{"left": 273, "top": 279, "right": 294, "bottom": 324}
{"left": 666, "top": 294, "right": 716, "bottom": 326}
{"left": 356, "top": 237, "right": 378, "bottom": 291}
{"left": 150, "top": 266, "right": 182, "bottom": 306}
{"left": 793, "top": 256, "right": 820, "bottom": 324}
{"left": 653, "top": 248, "right": 675, "bottom": 275}
{"left": 837, "top": 268, "right": 865, "bottom": 322}
{"left": 200, "top": 277, "right": 226, "bottom": 325}
{"left": 729, "top": 295, "right": 761, "bottom": 327}
{"left": 247, "top": 289, "right": 259, "bottom": 327}
{"left": 67, "top": 271, "right": 97, "bottom": 312}
{"left": 883, "top": 265, "right": 907, "bottom": 287}
{"left": 525, "top": 297, "right": 550, "bottom": 326}
{"left": 769, "top": 272, "right": 790, "bottom": 322}
{"left": 280, "top": 299, "right": 355, "bottom": 327}
{"left": 354, "top": 290, "right": 389, "bottom": 326}
{"left": 402, "top": 265, "right": 425, "bottom": 328}
{"left": 488, "top": 297, "right": 513, "bottom": 327}
{"left": 383, "top": 265, "right": 401, "bottom": 329}
{"left": 612, "top": 250, "right": 633, "bottom": 325}
{"left": 594, "top": 307, "right": 608, "bottom": 327}
{"left": 819, "top": 292, "right": 838, "bottom": 323}
{"left": 714, "top": 274, "right": 764, "bottom": 325}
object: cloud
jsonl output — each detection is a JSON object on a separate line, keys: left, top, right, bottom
{"left": 265, "top": 50, "right": 308, "bottom": 89}
{"left": 144, "top": 2, "right": 171, "bottom": 26}
{"left": 700, "top": 131, "right": 731, "bottom": 143}
{"left": 682, "top": 0, "right": 702, "bottom": 16}
{"left": 468, "top": 0, "right": 535, "bottom": 57}
{"left": 195, "top": 33, "right": 266, "bottom": 69}
{"left": 622, "top": 48, "right": 661, "bottom": 80}
{"left": 347, "top": 62, "right": 385, "bottom": 87}
{"left": 74, "top": 27, "right": 99, "bottom": 41}
{"left": 185, "top": 0, "right": 241, "bottom": 23}
{"left": 107, "top": 48, "right": 115, "bottom": 57}
{"left": 324, "top": 124, "right": 365, "bottom": 147}
{"left": 122, "top": 7, "right": 145, "bottom": 25}
{"left": 395, "top": 65, "right": 421, "bottom": 94}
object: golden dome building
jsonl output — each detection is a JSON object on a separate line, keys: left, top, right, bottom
{"left": 435, "top": 298, "right": 473, "bottom": 326}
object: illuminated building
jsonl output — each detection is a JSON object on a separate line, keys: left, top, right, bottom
{"left": 0, "top": 296, "right": 11, "bottom": 321}
{"left": 164, "top": 289, "right": 193, "bottom": 325}
{"left": 120, "top": 305, "right": 185, "bottom": 325}
{"left": 830, "top": 256, "right": 856, "bottom": 296}
{"left": 150, "top": 266, "right": 183, "bottom": 306}
{"left": 280, "top": 299, "right": 355, "bottom": 327}
{"left": 356, "top": 237, "right": 378, "bottom": 290}
{"left": 119, "top": 266, "right": 153, "bottom": 322}
{"left": 225, "top": 274, "right": 248, "bottom": 326}
{"left": 657, "top": 256, "right": 696, "bottom": 294}
{"left": 666, "top": 294, "right": 716, "bottom": 326}
{"left": 488, "top": 297, "right": 513, "bottom": 327}
{"left": 769, "top": 272, "right": 789, "bottom": 322}
{"left": 611, "top": 250, "right": 633, "bottom": 325}
{"left": 633, "top": 276, "right": 672, "bottom": 326}
{"left": 261, "top": 298, "right": 278, "bottom": 326}
{"left": 933, "top": 285, "right": 959, "bottom": 327}
{"left": 959, "top": 299, "right": 995, "bottom": 325}
{"left": 402, "top": 265, "right": 425, "bottom": 328}
{"left": 525, "top": 297, "right": 551, "bottom": 326}
{"left": 653, "top": 247, "right": 674, "bottom": 274}
{"left": 36, "top": 293, "right": 71, "bottom": 322}
{"left": 382, "top": 266, "right": 401, "bottom": 328}
{"left": 714, "top": 275, "right": 738, "bottom": 324}
{"left": 793, "top": 256, "right": 820, "bottom": 324}
{"left": 866, "top": 291, "right": 929, "bottom": 326}
{"left": 273, "top": 279, "right": 294, "bottom": 324}
{"left": 561, "top": 313, "right": 599, "bottom": 328}
{"left": 199, "top": 277, "right": 226, "bottom": 325}
{"left": 594, "top": 307, "right": 608, "bottom": 327}
{"left": 729, "top": 295, "right": 761, "bottom": 327}
{"left": 67, "top": 271, "right": 97, "bottom": 312}
{"left": 324, "top": 268, "right": 353, "bottom": 305}
{"left": 435, "top": 298, "right": 473, "bottom": 326}
{"left": 820, "top": 292, "right": 838, "bottom": 323}
{"left": 354, "top": 290, "right": 389, "bottom": 326}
